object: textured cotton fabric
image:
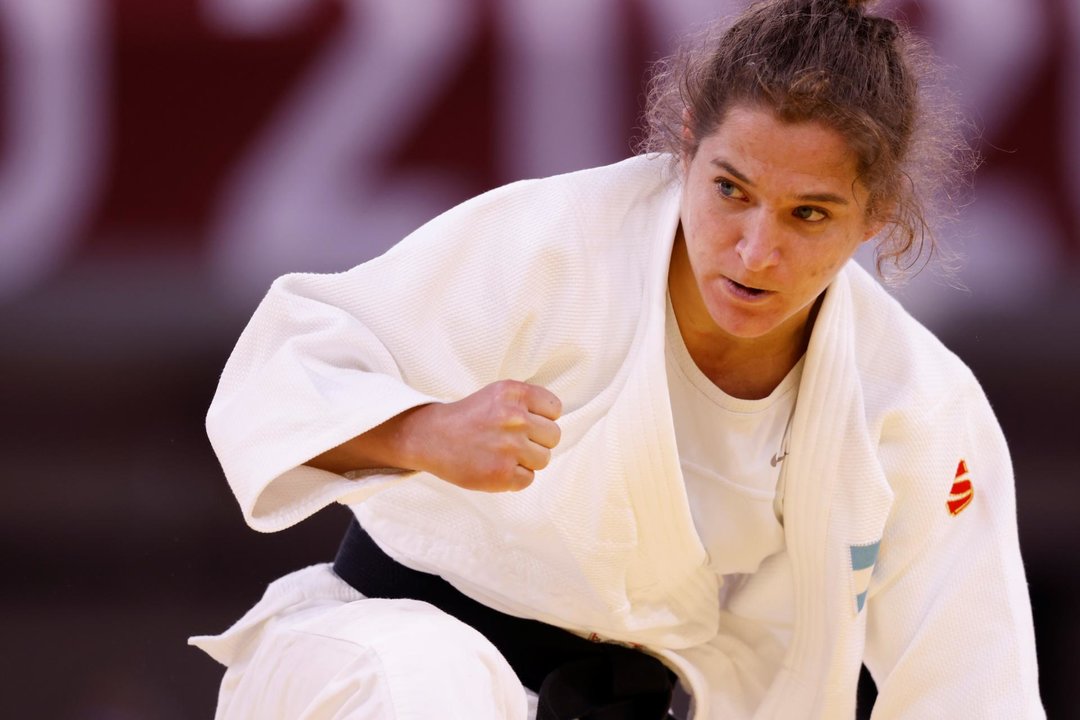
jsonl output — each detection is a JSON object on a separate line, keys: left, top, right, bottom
{"left": 665, "top": 292, "right": 797, "bottom": 575}
{"left": 197, "top": 155, "right": 1044, "bottom": 718}
{"left": 190, "top": 564, "right": 533, "bottom": 720}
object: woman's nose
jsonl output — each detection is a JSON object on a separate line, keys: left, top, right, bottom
{"left": 735, "top": 212, "right": 781, "bottom": 271}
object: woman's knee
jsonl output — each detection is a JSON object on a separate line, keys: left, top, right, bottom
{"left": 218, "top": 597, "right": 528, "bottom": 720}
{"left": 307, "top": 598, "right": 527, "bottom": 718}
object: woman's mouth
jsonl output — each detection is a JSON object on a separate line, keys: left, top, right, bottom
{"left": 722, "top": 276, "right": 773, "bottom": 302}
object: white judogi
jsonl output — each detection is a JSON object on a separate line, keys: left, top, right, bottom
{"left": 193, "top": 156, "right": 1044, "bottom": 718}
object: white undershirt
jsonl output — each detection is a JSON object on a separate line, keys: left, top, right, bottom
{"left": 664, "top": 295, "right": 802, "bottom": 576}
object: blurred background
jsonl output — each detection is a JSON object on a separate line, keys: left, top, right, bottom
{"left": 1, "top": 0, "right": 1076, "bottom": 717}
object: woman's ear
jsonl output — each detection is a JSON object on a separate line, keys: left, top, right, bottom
{"left": 680, "top": 109, "right": 696, "bottom": 173}
{"left": 862, "top": 197, "right": 896, "bottom": 242}
{"left": 862, "top": 220, "right": 887, "bottom": 243}
{"left": 681, "top": 108, "right": 694, "bottom": 142}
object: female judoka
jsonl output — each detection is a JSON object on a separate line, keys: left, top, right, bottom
{"left": 191, "top": 0, "right": 1045, "bottom": 716}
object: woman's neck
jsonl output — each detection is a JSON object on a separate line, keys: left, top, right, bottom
{"left": 677, "top": 318, "right": 812, "bottom": 399}
{"left": 667, "top": 236, "right": 819, "bottom": 400}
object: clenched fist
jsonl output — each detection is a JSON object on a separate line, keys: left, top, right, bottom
{"left": 307, "top": 380, "right": 562, "bottom": 492}
{"left": 412, "top": 380, "right": 562, "bottom": 491}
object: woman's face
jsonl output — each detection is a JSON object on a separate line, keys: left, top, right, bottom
{"left": 676, "top": 104, "right": 882, "bottom": 346}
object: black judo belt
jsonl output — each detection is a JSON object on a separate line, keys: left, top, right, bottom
{"left": 333, "top": 516, "right": 678, "bottom": 720}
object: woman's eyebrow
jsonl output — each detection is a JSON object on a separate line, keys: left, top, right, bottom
{"left": 710, "top": 158, "right": 849, "bottom": 205}
{"left": 795, "top": 191, "right": 849, "bottom": 205}
{"left": 710, "top": 158, "right": 754, "bottom": 186}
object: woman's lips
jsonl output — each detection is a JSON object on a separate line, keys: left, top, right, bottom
{"left": 722, "top": 276, "right": 774, "bottom": 302}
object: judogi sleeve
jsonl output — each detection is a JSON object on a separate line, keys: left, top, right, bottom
{"left": 862, "top": 376, "right": 1045, "bottom": 718}
{"left": 206, "top": 178, "right": 583, "bottom": 533}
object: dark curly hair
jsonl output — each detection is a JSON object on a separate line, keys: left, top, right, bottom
{"left": 640, "top": 0, "right": 977, "bottom": 280}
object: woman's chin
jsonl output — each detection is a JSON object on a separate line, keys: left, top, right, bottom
{"left": 705, "top": 305, "right": 782, "bottom": 341}
{"left": 697, "top": 288, "right": 771, "bottom": 333}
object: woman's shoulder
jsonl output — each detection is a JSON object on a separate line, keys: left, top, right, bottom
{"left": 405, "top": 154, "right": 679, "bottom": 271}
{"left": 842, "top": 264, "right": 982, "bottom": 414}
{"left": 842, "top": 265, "right": 1009, "bottom": 503}
{"left": 367, "top": 155, "right": 673, "bottom": 274}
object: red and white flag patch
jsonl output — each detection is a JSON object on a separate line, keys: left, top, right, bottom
{"left": 947, "top": 459, "right": 974, "bottom": 516}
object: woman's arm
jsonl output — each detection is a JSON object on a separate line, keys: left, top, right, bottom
{"left": 306, "top": 379, "right": 562, "bottom": 493}
{"left": 862, "top": 379, "right": 1044, "bottom": 718}
{"left": 206, "top": 173, "right": 594, "bottom": 531}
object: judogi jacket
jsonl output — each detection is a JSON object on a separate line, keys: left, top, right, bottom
{"left": 206, "top": 156, "right": 1044, "bottom": 718}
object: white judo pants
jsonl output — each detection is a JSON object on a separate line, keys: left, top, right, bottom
{"left": 190, "top": 564, "right": 538, "bottom": 720}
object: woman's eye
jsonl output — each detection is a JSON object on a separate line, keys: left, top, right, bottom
{"left": 716, "top": 179, "right": 746, "bottom": 200}
{"left": 793, "top": 206, "right": 827, "bottom": 222}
